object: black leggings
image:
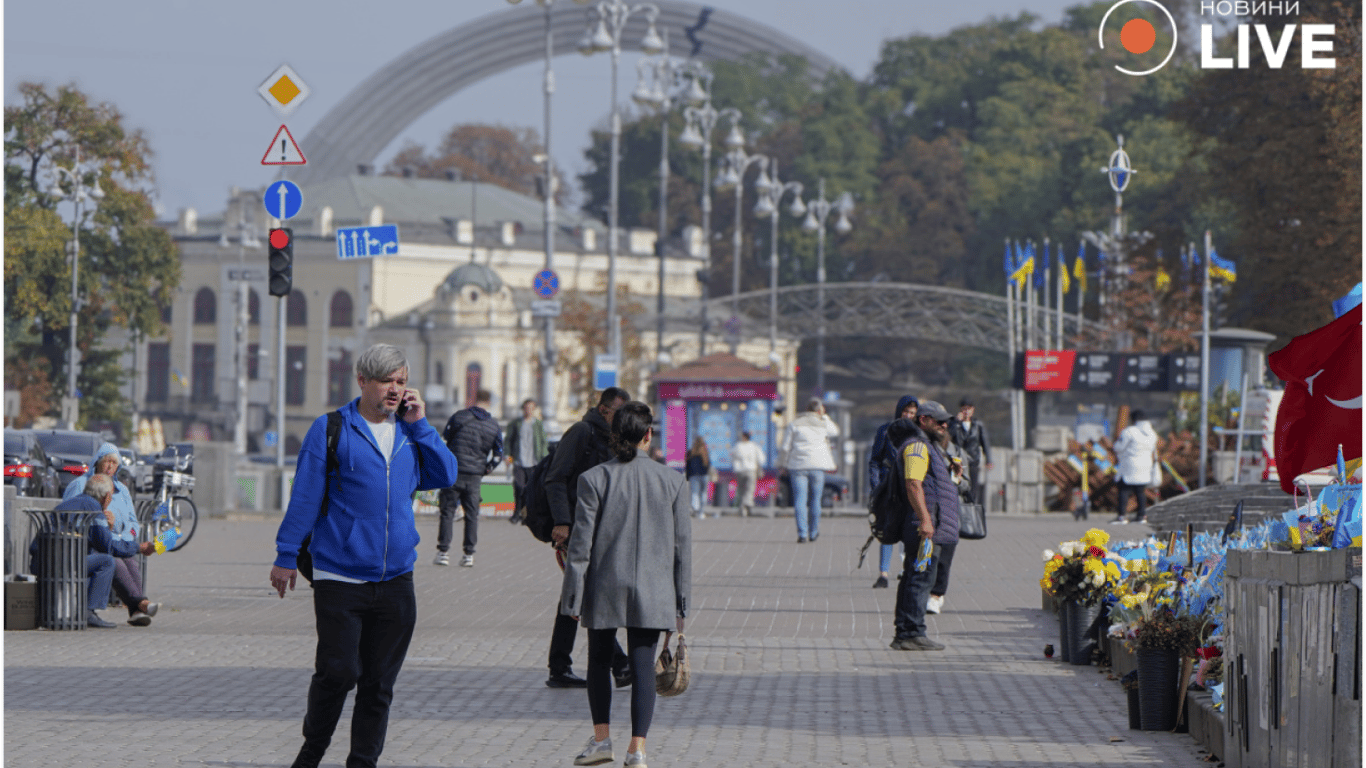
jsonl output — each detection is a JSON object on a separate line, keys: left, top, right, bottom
{"left": 1115, "top": 481, "right": 1148, "bottom": 521}
{"left": 586, "top": 627, "right": 661, "bottom": 738}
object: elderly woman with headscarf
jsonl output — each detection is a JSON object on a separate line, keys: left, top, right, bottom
{"left": 63, "top": 442, "right": 161, "bottom": 626}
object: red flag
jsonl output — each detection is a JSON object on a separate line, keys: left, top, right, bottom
{"left": 1268, "top": 305, "right": 1362, "bottom": 493}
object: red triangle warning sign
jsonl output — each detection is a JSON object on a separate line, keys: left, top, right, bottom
{"left": 261, "top": 125, "right": 307, "bottom": 166}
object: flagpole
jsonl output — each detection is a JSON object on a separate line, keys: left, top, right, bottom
{"left": 1006, "top": 246, "right": 1020, "bottom": 452}
{"left": 1043, "top": 238, "right": 1052, "bottom": 350}
{"left": 1076, "top": 239, "right": 1084, "bottom": 348}
{"left": 1025, "top": 241, "right": 1036, "bottom": 350}
{"left": 1056, "top": 244, "right": 1065, "bottom": 349}
{"left": 1199, "top": 231, "right": 1212, "bottom": 489}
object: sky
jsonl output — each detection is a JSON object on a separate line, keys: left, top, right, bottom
{"left": 4, "top": 0, "right": 1085, "bottom": 219}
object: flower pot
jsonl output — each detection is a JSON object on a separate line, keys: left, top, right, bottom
{"left": 1065, "top": 600, "right": 1102, "bottom": 666}
{"left": 1136, "top": 647, "right": 1181, "bottom": 731}
{"left": 1126, "top": 685, "right": 1142, "bottom": 730}
{"left": 1057, "top": 600, "right": 1072, "bottom": 663}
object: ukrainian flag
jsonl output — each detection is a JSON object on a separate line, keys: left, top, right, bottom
{"left": 1008, "top": 242, "right": 1034, "bottom": 289}
{"left": 1073, "top": 245, "right": 1087, "bottom": 295}
{"left": 1059, "top": 251, "right": 1071, "bottom": 295}
{"left": 1209, "top": 249, "right": 1237, "bottom": 283}
{"left": 1156, "top": 267, "right": 1171, "bottom": 292}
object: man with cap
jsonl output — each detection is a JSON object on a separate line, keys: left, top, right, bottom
{"left": 949, "top": 397, "right": 992, "bottom": 507}
{"left": 890, "top": 400, "right": 960, "bottom": 651}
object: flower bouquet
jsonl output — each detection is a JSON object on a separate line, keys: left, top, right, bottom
{"left": 1040, "top": 528, "right": 1122, "bottom": 608}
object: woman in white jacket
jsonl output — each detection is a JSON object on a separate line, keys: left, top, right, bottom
{"left": 1112, "top": 410, "right": 1158, "bottom": 525}
{"left": 782, "top": 398, "right": 839, "bottom": 543}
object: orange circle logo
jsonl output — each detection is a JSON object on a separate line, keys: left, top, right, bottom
{"left": 1120, "top": 19, "right": 1157, "bottom": 54}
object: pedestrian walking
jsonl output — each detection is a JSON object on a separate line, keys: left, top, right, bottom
{"left": 867, "top": 395, "right": 917, "bottom": 587}
{"left": 732, "top": 431, "right": 766, "bottom": 517}
{"left": 505, "top": 398, "right": 548, "bottom": 525}
{"left": 561, "top": 401, "right": 691, "bottom": 768}
{"left": 782, "top": 398, "right": 839, "bottom": 543}
{"left": 435, "top": 390, "right": 504, "bottom": 568}
{"left": 685, "top": 437, "right": 711, "bottom": 519}
{"left": 949, "top": 397, "right": 992, "bottom": 506}
{"left": 544, "top": 387, "right": 633, "bottom": 690}
{"left": 890, "top": 400, "right": 960, "bottom": 652}
{"left": 1112, "top": 409, "right": 1158, "bottom": 525}
{"left": 269, "top": 343, "right": 458, "bottom": 768}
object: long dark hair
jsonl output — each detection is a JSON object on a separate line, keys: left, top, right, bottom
{"left": 687, "top": 436, "right": 709, "bottom": 463}
{"left": 609, "top": 401, "right": 653, "bottom": 463}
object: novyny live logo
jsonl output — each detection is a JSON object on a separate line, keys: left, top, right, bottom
{"left": 1098, "top": 0, "right": 1337, "bottom": 76}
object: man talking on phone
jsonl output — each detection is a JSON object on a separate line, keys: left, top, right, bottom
{"left": 270, "top": 343, "right": 457, "bottom": 768}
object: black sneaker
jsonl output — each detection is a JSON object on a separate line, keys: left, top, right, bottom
{"left": 797, "top": 537, "right": 808, "bottom": 544}
{"left": 612, "top": 665, "right": 633, "bottom": 689}
{"left": 872, "top": 576, "right": 889, "bottom": 589}
{"left": 546, "top": 670, "right": 588, "bottom": 688}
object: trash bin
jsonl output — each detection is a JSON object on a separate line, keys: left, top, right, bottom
{"left": 25, "top": 509, "right": 99, "bottom": 631}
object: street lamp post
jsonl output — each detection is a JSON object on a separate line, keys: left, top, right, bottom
{"left": 715, "top": 143, "right": 768, "bottom": 353}
{"left": 218, "top": 195, "right": 261, "bottom": 455}
{"left": 632, "top": 35, "right": 708, "bottom": 369}
{"left": 579, "top": 0, "right": 664, "bottom": 369}
{"left": 680, "top": 88, "right": 741, "bottom": 358}
{"left": 751, "top": 158, "right": 804, "bottom": 362}
{"left": 46, "top": 146, "right": 105, "bottom": 429}
{"left": 798, "top": 178, "right": 853, "bottom": 397}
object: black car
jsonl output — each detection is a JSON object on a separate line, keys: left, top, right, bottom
{"left": 3, "top": 430, "right": 62, "bottom": 498}
{"left": 30, "top": 430, "right": 105, "bottom": 494}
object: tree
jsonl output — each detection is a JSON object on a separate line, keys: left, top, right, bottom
{"left": 4, "top": 82, "right": 181, "bottom": 429}
{"left": 383, "top": 123, "right": 567, "bottom": 204}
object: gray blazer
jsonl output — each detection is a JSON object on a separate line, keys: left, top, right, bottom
{"left": 560, "top": 449, "right": 692, "bottom": 630}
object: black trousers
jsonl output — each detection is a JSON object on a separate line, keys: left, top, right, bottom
{"left": 587, "top": 627, "right": 661, "bottom": 738}
{"left": 549, "top": 604, "right": 628, "bottom": 676}
{"left": 437, "top": 475, "right": 482, "bottom": 555}
{"left": 294, "top": 573, "right": 416, "bottom": 768}
{"left": 1115, "top": 481, "right": 1148, "bottom": 521}
{"left": 967, "top": 460, "right": 985, "bottom": 507}
{"left": 931, "top": 541, "right": 957, "bottom": 596}
{"left": 512, "top": 465, "right": 532, "bottom": 513}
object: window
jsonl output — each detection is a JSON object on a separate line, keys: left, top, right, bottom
{"left": 329, "top": 290, "right": 353, "bottom": 328}
{"left": 464, "top": 363, "right": 482, "bottom": 408}
{"left": 160, "top": 304, "right": 172, "bottom": 325}
{"left": 193, "top": 287, "right": 216, "bottom": 325}
{"left": 146, "top": 343, "right": 170, "bottom": 403}
{"left": 247, "top": 343, "right": 259, "bottom": 380}
{"left": 286, "top": 345, "right": 307, "bottom": 405}
{"left": 327, "top": 350, "right": 353, "bottom": 406}
{"left": 285, "top": 433, "right": 302, "bottom": 455}
{"left": 191, "top": 343, "right": 215, "bottom": 403}
{"left": 434, "top": 361, "right": 444, "bottom": 385}
{"left": 248, "top": 288, "right": 261, "bottom": 325}
{"left": 287, "top": 290, "right": 307, "bottom": 327}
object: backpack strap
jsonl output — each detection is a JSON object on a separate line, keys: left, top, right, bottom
{"left": 320, "top": 409, "right": 342, "bottom": 520}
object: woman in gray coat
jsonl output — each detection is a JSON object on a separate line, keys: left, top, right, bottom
{"left": 561, "top": 401, "right": 692, "bottom": 768}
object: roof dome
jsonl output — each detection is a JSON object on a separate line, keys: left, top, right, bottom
{"left": 442, "top": 261, "right": 504, "bottom": 295}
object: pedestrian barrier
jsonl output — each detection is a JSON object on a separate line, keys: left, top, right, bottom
{"left": 24, "top": 508, "right": 100, "bottom": 631}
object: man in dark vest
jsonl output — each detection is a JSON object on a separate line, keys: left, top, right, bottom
{"left": 436, "top": 389, "right": 504, "bottom": 568}
{"left": 890, "top": 400, "right": 961, "bottom": 651}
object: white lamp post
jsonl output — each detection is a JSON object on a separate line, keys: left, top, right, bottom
{"left": 751, "top": 158, "right": 804, "bottom": 361}
{"left": 715, "top": 141, "right": 768, "bottom": 353}
{"left": 579, "top": 0, "right": 664, "bottom": 369}
{"left": 46, "top": 146, "right": 105, "bottom": 429}
{"left": 797, "top": 178, "right": 853, "bottom": 396}
{"left": 218, "top": 195, "right": 261, "bottom": 454}
{"left": 680, "top": 86, "right": 741, "bottom": 358}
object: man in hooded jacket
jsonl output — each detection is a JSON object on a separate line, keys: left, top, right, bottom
{"left": 866, "top": 395, "right": 917, "bottom": 588}
{"left": 435, "top": 389, "right": 504, "bottom": 567}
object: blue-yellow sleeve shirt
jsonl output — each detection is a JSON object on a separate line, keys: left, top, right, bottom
{"left": 902, "top": 442, "right": 930, "bottom": 482}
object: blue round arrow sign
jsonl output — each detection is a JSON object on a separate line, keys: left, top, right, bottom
{"left": 533, "top": 269, "right": 560, "bottom": 299}
{"left": 263, "top": 180, "right": 303, "bottom": 220}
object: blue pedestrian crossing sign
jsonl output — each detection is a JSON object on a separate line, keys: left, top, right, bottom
{"left": 594, "top": 355, "right": 618, "bottom": 390}
{"left": 336, "top": 225, "right": 401, "bottom": 259}
{"left": 533, "top": 269, "right": 560, "bottom": 298}
{"left": 263, "top": 180, "right": 303, "bottom": 221}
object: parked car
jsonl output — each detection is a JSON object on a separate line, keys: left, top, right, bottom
{"left": 30, "top": 430, "right": 105, "bottom": 494}
{"left": 118, "top": 447, "right": 156, "bottom": 494}
{"left": 3, "top": 430, "right": 62, "bottom": 498}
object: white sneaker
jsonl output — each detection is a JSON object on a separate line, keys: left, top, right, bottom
{"left": 433, "top": 552, "right": 450, "bottom": 566}
{"left": 459, "top": 554, "right": 474, "bottom": 567}
{"left": 624, "top": 750, "right": 648, "bottom": 767}
{"left": 926, "top": 595, "right": 944, "bottom": 614}
{"left": 573, "top": 736, "right": 613, "bottom": 766}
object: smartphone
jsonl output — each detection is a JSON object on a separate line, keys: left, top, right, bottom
{"left": 396, "top": 392, "right": 411, "bottom": 418}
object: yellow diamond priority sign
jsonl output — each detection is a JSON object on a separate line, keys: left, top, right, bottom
{"left": 258, "top": 64, "right": 310, "bottom": 117}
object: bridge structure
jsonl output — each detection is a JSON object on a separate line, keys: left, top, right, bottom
{"left": 705, "top": 282, "right": 1105, "bottom": 354}
{"left": 288, "top": 0, "right": 844, "bottom": 186}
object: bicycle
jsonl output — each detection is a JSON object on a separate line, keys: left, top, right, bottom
{"left": 136, "top": 469, "right": 198, "bottom": 552}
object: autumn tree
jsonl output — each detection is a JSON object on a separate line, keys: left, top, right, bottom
{"left": 4, "top": 82, "right": 180, "bottom": 429}
{"left": 383, "top": 123, "right": 567, "bottom": 204}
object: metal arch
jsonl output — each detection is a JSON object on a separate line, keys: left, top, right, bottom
{"left": 287, "top": 1, "right": 845, "bottom": 186}
{"left": 709, "top": 282, "right": 1106, "bottom": 354}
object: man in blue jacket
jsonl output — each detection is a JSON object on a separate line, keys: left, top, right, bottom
{"left": 270, "top": 344, "right": 458, "bottom": 768}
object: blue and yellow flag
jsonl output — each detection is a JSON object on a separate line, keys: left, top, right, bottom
{"left": 1073, "top": 244, "right": 1087, "bottom": 295}
{"left": 1059, "top": 249, "right": 1071, "bottom": 295}
{"left": 1003, "top": 241, "right": 1015, "bottom": 280}
{"left": 1008, "top": 241, "right": 1034, "bottom": 289}
{"left": 1209, "top": 249, "right": 1237, "bottom": 283}
{"left": 1156, "top": 266, "right": 1171, "bottom": 292}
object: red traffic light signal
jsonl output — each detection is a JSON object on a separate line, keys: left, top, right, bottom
{"left": 268, "top": 227, "right": 293, "bottom": 297}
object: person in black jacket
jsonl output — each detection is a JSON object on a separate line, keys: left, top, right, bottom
{"left": 435, "top": 390, "right": 504, "bottom": 568}
{"left": 543, "top": 387, "right": 632, "bottom": 689}
{"left": 948, "top": 397, "right": 992, "bottom": 506}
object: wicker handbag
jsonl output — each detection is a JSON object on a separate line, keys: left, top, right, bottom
{"left": 654, "top": 631, "right": 690, "bottom": 697}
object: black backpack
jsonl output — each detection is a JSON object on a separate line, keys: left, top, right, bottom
{"left": 295, "top": 410, "right": 342, "bottom": 583}
{"left": 857, "top": 421, "right": 919, "bottom": 567}
{"left": 519, "top": 444, "right": 560, "bottom": 543}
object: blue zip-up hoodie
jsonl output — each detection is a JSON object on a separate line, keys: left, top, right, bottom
{"left": 274, "top": 399, "right": 458, "bottom": 582}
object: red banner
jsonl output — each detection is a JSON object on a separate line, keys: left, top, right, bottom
{"left": 1023, "top": 350, "right": 1077, "bottom": 391}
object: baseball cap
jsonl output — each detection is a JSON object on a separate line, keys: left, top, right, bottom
{"left": 918, "top": 400, "right": 952, "bottom": 423}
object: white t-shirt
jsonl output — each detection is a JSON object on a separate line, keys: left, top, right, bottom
{"left": 314, "top": 413, "right": 397, "bottom": 584}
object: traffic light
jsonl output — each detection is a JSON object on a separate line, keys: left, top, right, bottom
{"left": 268, "top": 227, "right": 293, "bottom": 297}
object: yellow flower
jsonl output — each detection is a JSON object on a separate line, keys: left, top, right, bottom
{"left": 1081, "top": 529, "right": 1110, "bottom": 550}
{"left": 1043, "top": 559, "right": 1063, "bottom": 577}
{"left": 1083, "top": 559, "right": 1106, "bottom": 577}
{"left": 1120, "top": 594, "right": 1142, "bottom": 609}
{"left": 1104, "top": 562, "right": 1122, "bottom": 582}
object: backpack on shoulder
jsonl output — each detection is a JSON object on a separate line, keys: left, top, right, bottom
{"left": 519, "top": 444, "right": 559, "bottom": 543}
{"left": 295, "top": 410, "right": 342, "bottom": 583}
{"left": 856, "top": 421, "right": 918, "bottom": 568}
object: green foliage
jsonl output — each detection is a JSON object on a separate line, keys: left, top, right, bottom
{"left": 4, "top": 82, "right": 181, "bottom": 427}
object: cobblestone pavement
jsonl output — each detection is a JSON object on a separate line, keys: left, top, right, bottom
{"left": 4, "top": 510, "right": 1213, "bottom": 768}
